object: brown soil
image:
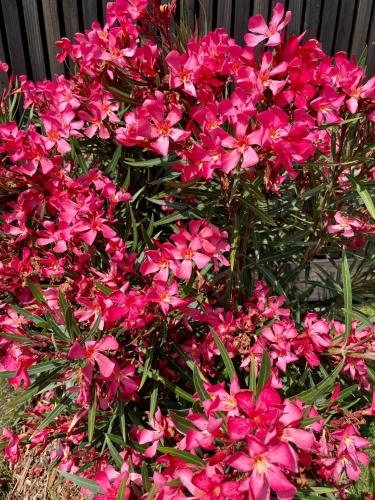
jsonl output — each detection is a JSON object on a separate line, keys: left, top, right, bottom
{"left": 7, "top": 444, "right": 83, "bottom": 500}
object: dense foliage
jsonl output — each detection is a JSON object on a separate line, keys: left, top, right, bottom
{"left": 0, "top": 1, "right": 374, "bottom": 498}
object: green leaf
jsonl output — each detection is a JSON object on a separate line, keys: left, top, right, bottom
{"left": 141, "top": 224, "right": 156, "bottom": 250}
{"left": 240, "top": 198, "right": 276, "bottom": 226}
{"left": 357, "top": 45, "right": 367, "bottom": 69}
{"left": 141, "top": 462, "right": 151, "bottom": 492}
{"left": 154, "top": 210, "right": 188, "bottom": 227}
{"left": 124, "top": 156, "right": 171, "bottom": 167}
{"left": 157, "top": 447, "right": 205, "bottom": 467}
{"left": 88, "top": 390, "right": 97, "bottom": 444}
{"left": 155, "top": 374, "right": 194, "bottom": 402}
{"left": 129, "top": 205, "right": 138, "bottom": 251}
{"left": 193, "top": 364, "right": 209, "bottom": 402}
{"left": 295, "top": 359, "right": 345, "bottom": 404}
{"left": 210, "top": 329, "right": 235, "bottom": 380}
{"left": 95, "top": 281, "right": 113, "bottom": 296}
{"left": 0, "top": 332, "right": 32, "bottom": 343}
{"left": 11, "top": 366, "right": 64, "bottom": 406}
{"left": 107, "top": 145, "right": 122, "bottom": 174}
{"left": 249, "top": 354, "right": 257, "bottom": 393}
{"left": 342, "top": 249, "right": 352, "bottom": 340}
{"left": 344, "top": 308, "right": 373, "bottom": 330}
{"left": 116, "top": 478, "right": 127, "bottom": 500}
{"left": 257, "top": 350, "right": 271, "bottom": 396}
{"left": 45, "top": 313, "right": 69, "bottom": 341}
{"left": 254, "top": 262, "right": 287, "bottom": 299}
{"left": 37, "top": 395, "right": 72, "bottom": 431}
{"left": 150, "top": 383, "right": 158, "bottom": 417}
{"left": 105, "top": 434, "right": 124, "bottom": 468}
{"left": 59, "top": 471, "right": 103, "bottom": 494}
{"left": 89, "top": 314, "right": 102, "bottom": 338}
{"left": 26, "top": 278, "right": 46, "bottom": 304}
{"left": 169, "top": 411, "right": 196, "bottom": 434}
{"left": 146, "top": 485, "right": 157, "bottom": 500}
{"left": 10, "top": 304, "right": 45, "bottom": 326}
{"left": 139, "top": 345, "right": 155, "bottom": 390}
{"left": 356, "top": 182, "right": 375, "bottom": 219}
{"left": 63, "top": 305, "right": 80, "bottom": 339}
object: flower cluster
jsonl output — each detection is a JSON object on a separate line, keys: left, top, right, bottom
{"left": 0, "top": 1, "right": 374, "bottom": 498}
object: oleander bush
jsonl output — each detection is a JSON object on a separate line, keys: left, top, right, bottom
{"left": 0, "top": 1, "right": 374, "bottom": 498}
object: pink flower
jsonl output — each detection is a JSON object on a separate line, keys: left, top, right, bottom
{"left": 147, "top": 281, "right": 189, "bottom": 314}
{"left": 72, "top": 211, "right": 117, "bottom": 245}
{"left": 37, "top": 221, "right": 72, "bottom": 253}
{"left": 68, "top": 335, "right": 119, "bottom": 378}
{"left": 107, "top": 363, "right": 138, "bottom": 402}
{"left": 140, "top": 244, "right": 175, "bottom": 282}
{"left": 328, "top": 212, "right": 363, "bottom": 238}
{"left": 166, "top": 50, "right": 198, "bottom": 97}
{"left": 227, "top": 437, "right": 297, "bottom": 500}
{"left": 219, "top": 116, "right": 259, "bottom": 172}
{"left": 91, "top": 467, "right": 131, "bottom": 500}
{"left": 176, "top": 469, "right": 242, "bottom": 499}
{"left": 0, "top": 60, "right": 8, "bottom": 72}
{"left": 185, "top": 414, "right": 223, "bottom": 450}
{"left": 144, "top": 91, "right": 190, "bottom": 156}
{"left": 245, "top": 3, "right": 291, "bottom": 47}
{"left": 310, "top": 86, "right": 345, "bottom": 125}
{"left": 332, "top": 424, "right": 369, "bottom": 459}
{"left": 137, "top": 408, "right": 172, "bottom": 458}
{"left": 2, "top": 428, "right": 20, "bottom": 463}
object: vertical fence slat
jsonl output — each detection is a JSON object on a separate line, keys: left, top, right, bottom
{"left": 0, "top": 0, "right": 373, "bottom": 87}
{"left": 82, "top": 0, "right": 99, "bottom": 28}
{"left": 350, "top": 0, "right": 372, "bottom": 61}
{"left": 0, "top": 23, "right": 8, "bottom": 87}
{"left": 252, "top": 0, "right": 268, "bottom": 18}
{"left": 41, "top": 0, "right": 62, "bottom": 76}
{"left": 22, "top": 0, "right": 46, "bottom": 81}
{"left": 62, "top": 0, "right": 80, "bottom": 39}
{"left": 101, "top": 0, "right": 111, "bottom": 24}
{"left": 198, "top": 0, "right": 213, "bottom": 35}
{"left": 333, "top": 0, "right": 356, "bottom": 54}
{"left": 366, "top": 6, "right": 375, "bottom": 76}
{"left": 319, "top": 0, "right": 339, "bottom": 54}
{"left": 233, "top": 0, "right": 249, "bottom": 44}
{"left": 303, "top": 0, "right": 322, "bottom": 40}
{"left": 180, "top": 0, "right": 195, "bottom": 32}
{"left": 287, "top": 0, "right": 304, "bottom": 37}
{"left": 217, "top": 0, "right": 232, "bottom": 35}
{"left": 0, "top": 0, "right": 27, "bottom": 76}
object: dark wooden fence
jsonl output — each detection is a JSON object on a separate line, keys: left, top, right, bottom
{"left": 0, "top": 0, "right": 374, "bottom": 88}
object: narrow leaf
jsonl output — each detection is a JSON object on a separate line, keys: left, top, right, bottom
{"left": 257, "top": 351, "right": 271, "bottom": 395}
{"left": 210, "top": 329, "right": 235, "bottom": 380}
{"left": 105, "top": 434, "right": 124, "bottom": 468}
{"left": 193, "top": 364, "right": 209, "bottom": 402}
{"left": 356, "top": 182, "right": 375, "bottom": 219}
{"left": 157, "top": 447, "right": 204, "bottom": 466}
{"left": 26, "top": 278, "right": 46, "bottom": 304}
{"left": 59, "top": 471, "right": 103, "bottom": 494}
{"left": 342, "top": 249, "right": 352, "bottom": 340}
{"left": 88, "top": 390, "right": 97, "bottom": 444}
{"left": 116, "top": 478, "right": 127, "bottom": 500}
{"left": 295, "top": 359, "right": 345, "bottom": 404}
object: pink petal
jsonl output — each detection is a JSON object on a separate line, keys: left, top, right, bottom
{"left": 94, "top": 352, "right": 115, "bottom": 378}
{"left": 248, "top": 14, "right": 268, "bottom": 34}
{"left": 266, "top": 465, "right": 297, "bottom": 497}
{"left": 96, "top": 335, "right": 119, "bottom": 352}
{"left": 68, "top": 342, "right": 87, "bottom": 360}
{"left": 152, "top": 136, "right": 169, "bottom": 157}
{"left": 193, "top": 252, "right": 211, "bottom": 269}
{"left": 226, "top": 452, "right": 252, "bottom": 472}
